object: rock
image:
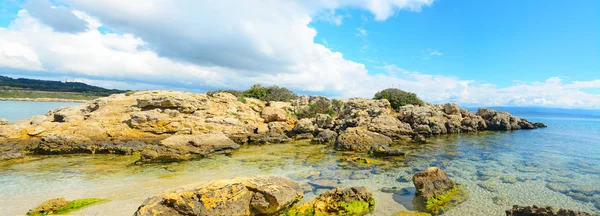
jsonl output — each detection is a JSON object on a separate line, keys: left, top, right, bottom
{"left": 412, "top": 167, "right": 455, "bottom": 200}
{"left": 380, "top": 187, "right": 408, "bottom": 194}
{"left": 136, "top": 91, "right": 209, "bottom": 113}
{"left": 501, "top": 176, "right": 518, "bottom": 184}
{"left": 478, "top": 182, "right": 499, "bottom": 192}
{"left": 443, "top": 103, "right": 461, "bottom": 116}
{"left": 505, "top": 205, "right": 593, "bottom": 216}
{"left": 205, "top": 116, "right": 240, "bottom": 125}
{"left": 335, "top": 127, "right": 392, "bottom": 152}
{"left": 0, "top": 118, "right": 8, "bottom": 125}
{"left": 315, "top": 114, "right": 335, "bottom": 129}
{"left": 139, "top": 133, "right": 240, "bottom": 163}
{"left": 261, "top": 107, "right": 287, "bottom": 123}
{"left": 477, "top": 108, "right": 538, "bottom": 130}
{"left": 293, "top": 118, "right": 317, "bottom": 134}
{"left": 368, "top": 145, "right": 405, "bottom": 156}
{"left": 129, "top": 110, "right": 182, "bottom": 134}
{"left": 393, "top": 211, "right": 432, "bottom": 216}
{"left": 134, "top": 176, "right": 303, "bottom": 216}
{"left": 367, "top": 116, "right": 413, "bottom": 138}
{"left": 308, "top": 179, "right": 340, "bottom": 189}
{"left": 312, "top": 129, "right": 337, "bottom": 144}
{"left": 0, "top": 151, "right": 24, "bottom": 160}
{"left": 534, "top": 122, "right": 547, "bottom": 128}
{"left": 285, "top": 187, "right": 375, "bottom": 216}
{"left": 492, "top": 195, "right": 508, "bottom": 206}
{"left": 28, "top": 197, "right": 69, "bottom": 215}
{"left": 36, "top": 133, "right": 94, "bottom": 154}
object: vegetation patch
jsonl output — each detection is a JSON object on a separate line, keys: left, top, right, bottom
{"left": 242, "top": 84, "right": 297, "bottom": 102}
{"left": 424, "top": 185, "right": 468, "bottom": 215}
{"left": 27, "top": 198, "right": 106, "bottom": 215}
{"left": 373, "top": 88, "right": 424, "bottom": 110}
{"left": 296, "top": 98, "right": 337, "bottom": 119}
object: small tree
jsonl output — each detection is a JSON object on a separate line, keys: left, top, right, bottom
{"left": 242, "top": 84, "right": 298, "bottom": 102}
{"left": 374, "top": 88, "right": 424, "bottom": 110}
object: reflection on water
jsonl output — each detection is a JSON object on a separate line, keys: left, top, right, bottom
{"left": 0, "top": 118, "right": 599, "bottom": 215}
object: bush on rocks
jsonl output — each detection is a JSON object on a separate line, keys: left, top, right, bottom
{"left": 243, "top": 84, "right": 298, "bottom": 102}
{"left": 296, "top": 98, "right": 337, "bottom": 119}
{"left": 374, "top": 88, "right": 424, "bottom": 110}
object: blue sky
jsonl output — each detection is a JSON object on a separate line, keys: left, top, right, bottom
{"left": 311, "top": 0, "right": 600, "bottom": 87}
{"left": 0, "top": 0, "right": 599, "bottom": 108}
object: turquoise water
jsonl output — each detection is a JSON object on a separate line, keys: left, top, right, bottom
{"left": 0, "top": 101, "right": 81, "bottom": 122}
{"left": 0, "top": 103, "right": 599, "bottom": 215}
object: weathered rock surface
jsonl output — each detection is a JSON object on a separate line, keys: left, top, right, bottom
{"left": 0, "top": 118, "right": 8, "bottom": 125}
{"left": 368, "top": 145, "right": 405, "bottom": 156}
{"left": 413, "top": 167, "right": 455, "bottom": 200}
{"left": 139, "top": 133, "right": 240, "bottom": 163}
{"left": 286, "top": 187, "right": 375, "bottom": 215}
{"left": 28, "top": 197, "right": 69, "bottom": 215}
{"left": 335, "top": 127, "right": 392, "bottom": 152}
{"left": 505, "top": 205, "right": 593, "bottom": 216}
{"left": 0, "top": 90, "right": 544, "bottom": 160}
{"left": 134, "top": 176, "right": 302, "bottom": 216}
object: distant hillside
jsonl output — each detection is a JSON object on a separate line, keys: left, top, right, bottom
{"left": 0, "top": 75, "right": 126, "bottom": 96}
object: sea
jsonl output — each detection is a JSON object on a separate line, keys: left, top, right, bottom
{"left": 0, "top": 101, "right": 599, "bottom": 215}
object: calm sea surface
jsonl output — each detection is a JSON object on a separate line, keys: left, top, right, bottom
{"left": 0, "top": 101, "right": 81, "bottom": 122}
{"left": 0, "top": 102, "right": 599, "bottom": 215}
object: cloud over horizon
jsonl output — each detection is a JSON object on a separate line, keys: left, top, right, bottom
{"left": 0, "top": 0, "right": 599, "bottom": 109}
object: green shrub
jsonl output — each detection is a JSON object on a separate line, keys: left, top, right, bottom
{"left": 373, "top": 88, "right": 424, "bottom": 110}
{"left": 242, "top": 84, "right": 297, "bottom": 102}
{"left": 296, "top": 98, "right": 337, "bottom": 119}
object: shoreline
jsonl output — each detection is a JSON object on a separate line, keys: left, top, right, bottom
{"left": 0, "top": 97, "right": 88, "bottom": 103}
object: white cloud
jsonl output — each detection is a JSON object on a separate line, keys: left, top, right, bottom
{"left": 0, "top": 0, "right": 598, "bottom": 109}
{"left": 356, "top": 27, "right": 367, "bottom": 36}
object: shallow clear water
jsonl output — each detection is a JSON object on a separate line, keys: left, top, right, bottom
{"left": 0, "top": 104, "right": 599, "bottom": 216}
{"left": 0, "top": 101, "right": 81, "bottom": 122}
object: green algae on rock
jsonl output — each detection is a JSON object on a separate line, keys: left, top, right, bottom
{"left": 393, "top": 210, "right": 432, "bottom": 216}
{"left": 284, "top": 187, "right": 375, "bottom": 216}
{"left": 27, "top": 197, "right": 105, "bottom": 215}
{"left": 424, "top": 185, "right": 468, "bottom": 215}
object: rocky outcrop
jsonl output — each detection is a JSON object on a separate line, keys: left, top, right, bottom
{"left": 139, "top": 133, "right": 240, "bottom": 163}
{"left": 0, "top": 90, "right": 545, "bottom": 160}
{"left": 134, "top": 176, "right": 303, "bottom": 216}
{"left": 335, "top": 127, "right": 392, "bottom": 152}
{"left": 505, "top": 205, "right": 592, "bottom": 216}
{"left": 413, "top": 167, "right": 455, "bottom": 200}
{"left": 285, "top": 187, "right": 375, "bottom": 216}
{"left": 477, "top": 108, "right": 539, "bottom": 130}
{"left": 0, "top": 118, "right": 8, "bottom": 125}
{"left": 28, "top": 197, "right": 69, "bottom": 215}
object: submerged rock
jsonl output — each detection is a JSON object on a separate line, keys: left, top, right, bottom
{"left": 134, "top": 176, "right": 303, "bottom": 216}
{"left": 394, "top": 211, "right": 432, "bottom": 216}
{"left": 284, "top": 187, "right": 375, "bottom": 216}
{"left": 139, "top": 133, "right": 240, "bottom": 163}
{"left": 505, "top": 205, "right": 593, "bottom": 216}
{"left": 368, "top": 145, "right": 405, "bottom": 156}
{"left": 28, "top": 197, "right": 69, "bottom": 215}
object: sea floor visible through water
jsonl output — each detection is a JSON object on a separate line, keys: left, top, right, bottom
{"left": 1, "top": 106, "right": 600, "bottom": 215}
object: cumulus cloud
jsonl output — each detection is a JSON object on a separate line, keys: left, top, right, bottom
{"left": 0, "top": 0, "right": 598, "bottom": 109}
{"left": 23, "top": 0, "right": 88, "bottom": 33}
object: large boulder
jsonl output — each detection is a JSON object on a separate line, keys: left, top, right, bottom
{"left": 285, "top": 187, "right": 375, "bottom": 215}
{"left": 261, "top": 107, "right": 287, "bottom": 123}
{"left": 139, "top": 133, "right": 240, "bottom": 163}
{"left": 0, "top": 118, "right": 8, "bottom": 125}
{"left": 136, "top": 91, "right": 209, "bottom": 114}
{"left": 413, "top": 167, "right": 455, "bottom": 200}
{"left": 443, "top": 103, "right": 461, "bottom": 116}
{"left": 293, "top": 118, "right": 317, "bottom": 134}
{"left": 505, "top": 205, "right": 593, "bottom": 216}
{"left": 367, "top": 116, "right": 413, "bottom": 138}
{"left": 312, "top": 129, "right": 338, "bottom": 144}
{"left": 134, "top": 176, "right": 303, "bottom": 216}
{"left": 335, "top": 127, "right": 392, "bottom": 152}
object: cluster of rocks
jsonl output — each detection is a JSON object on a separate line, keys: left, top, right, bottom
{"left": 506, "top": 205, "right": 593, "bottom": 216}
{"left": 134, "top": 175, "right": 374, "bottom": 216}
{"left": 0, "top": 90, "right": 546, "bottom": 162}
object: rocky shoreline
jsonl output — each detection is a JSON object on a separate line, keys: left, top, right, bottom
{"left": 0, "top": 90, "right": 546, "bottom": 162}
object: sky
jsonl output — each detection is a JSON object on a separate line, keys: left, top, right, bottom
{"left": 0, "top": 0, "right": 599, "bottom": 108}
